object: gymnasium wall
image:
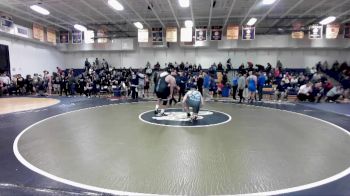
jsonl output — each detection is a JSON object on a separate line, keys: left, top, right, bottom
{"left": 0, "top": 34, "right": 64, "bottom": 76}
{"left": 63, "top": 43, "right": 350, "bottom": 70}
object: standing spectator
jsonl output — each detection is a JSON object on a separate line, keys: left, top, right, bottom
{"left": 226, "top": 58, "right": 232, "bottom": 71}
{"left": 238, "top": 73, "right": 246, "bottom": 103}
{"left": 137, "top": 69, "right": 145, "bottom": 98}
{"left": 197, "top": 74, "right": 204, "bottom": 95}
{"left": 144, "top": 75, "right": 150, "bottom": 97}
{"left": 265, "top": 63, "right": 272, "bottom": 75}
{"left": 84, "top": 58, "right": 90, "bottom": 71}
{"left": 95, "top": 58, "right": 100, "bottom": 69}
{"left": 217, "top": 62, "right": 224, "bottom": 72}
{"left": 43, "top": 71, "right": 52, "bottom": 95}
{"left": 232, "top": 73, "right": 238, "bottom": 100}
{"left": 130, "top": 71, "right": 139, "bottom": 99}
{"left": 60, "top": 73, "right": 68, "bottom": 96}
{"left": 257, "top": 72, "right": 266, "bottom": 101}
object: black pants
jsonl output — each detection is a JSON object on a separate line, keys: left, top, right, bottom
{"left": 131, "top": 86, "right": 138, "bottom": 99}
{"left": 178, "top": 87, "right": 185, "bottom": 102}
{"left": 60, "top": 84, "right": 68, "bottom": 96}
{"left": 198, "top": 86, "right": 203, "bottom": 95}
{"left": 297, "top": 94, "right": 314, "bottom": 102}
{"left": 257, "top": 85, "right": 264, "bottom": 101}
{"left": 326, "top": 95, "right": 340, "bottom": 102}
{"left": 232, "top": 85, "right": 238, "bottom": 99}
{"left": 238, "top": 89, "right": 244, "bottom": 102}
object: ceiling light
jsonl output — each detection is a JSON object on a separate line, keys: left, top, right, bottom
{"left": 179, "top": 0, "right": 189, "bottom": 8}
{"left": 319, "top": 16, "right": 336, "bottom": 25}
{"left": 247, "top": 18, "right": 257, "bottom": 26}
{"left": 185, "top": 20, "right": 193, "bottom": 28}
{"left": 108, "top": 0, "right": 124, "bottom": 11}
{"left": 262, "top": 0, "right": 276, "bottom": 5}
{"left": 30, "top": 5, "right": 50, "bottom": 15}
{"left": 134, "top": 22, "right": 143, "bottom": 29}
{"left": 74, "top": 24, "right": 87, "bottom": 32}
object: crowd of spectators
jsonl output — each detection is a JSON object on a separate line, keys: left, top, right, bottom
{"left": 0, "top": 58, "right": 349, "bottom": 104}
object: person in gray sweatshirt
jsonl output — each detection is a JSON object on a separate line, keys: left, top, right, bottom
{"left": 238, "top": 72, "right": 247, "bottom": 103}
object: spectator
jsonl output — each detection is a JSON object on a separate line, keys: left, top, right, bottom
{"left": 297, "top": 82, "right": 313, "bottom": 102}
{"left": 226, "top": 58, "right": 232, "bottom": 71}
{"left": 275, "top": 80, "right": 288, "bottom": 102}
{"left": 232, "top": 73, "right": 238, "bottom": 100}
{"left": 257, "top": 72, "right": 266, "bottom": 101}
{"left": 238, "top": 72, "right": 247, "bottom": 103}
{"left": 197, "top": 74, "right": 204, "bottom": 95}
{"left": 325, "top": 86, "right": 343, "bottom": 102}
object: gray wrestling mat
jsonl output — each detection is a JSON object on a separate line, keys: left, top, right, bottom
{"left": 14, "top": 102, "right": 350, "bottom": 195}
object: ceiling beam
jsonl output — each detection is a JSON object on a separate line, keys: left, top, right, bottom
{"left": 240, "top": 0, "right": 259, "bottom": 26}
{"left": 265, "top": 0, "right": 304, "bottom": 33}
{"left": 79, "top": 0, "right": 130, "bottom": 36}
{"left": 0, "top": 1, "right": 70, "bottom": 31}
{"left": 190, "top": 0, "right": 196, "bottom": 28}
{"left": 223, "top": 0, "right": 237, "bottom": 29}
{"left": 286, "top": 0, "right": 328, "bottom": 27}
{"left": 143, "top": 0, "right": 165, "bottom": 28}
{"left": 341, "top": 18, "right": 350, "bottom": 24}
{"left": 166, "top": 0, "right": 180, "bottom": 28}
{"left": 119, "top": 0, "right": 151, "bottom": 29}
{"left": 16, "top": 1, "right": 76, "bottom": 29}
{"left": 304, "top": 0, "right": 350, "bottom": 27}
{"left": 208, "top": 0, "right": 214, "bottom": 28}
{"left": 255, "top": 0, "right": 281, "bottom": 26}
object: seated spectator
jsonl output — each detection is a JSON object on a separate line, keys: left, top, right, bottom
{"left": 0, "top": 72, "right": 11, "bottom": 95}
{"left": 325, "top": 86, "right": 343, "bottom": 103}
{"left": 275, "top": 80, "right": 288, "bottom": 101}
{"left": 297, "top": 82, "right": 313, "bottom": 102}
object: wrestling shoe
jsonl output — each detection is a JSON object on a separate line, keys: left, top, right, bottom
{"left": 156, "top": 112, "right": 168, "bottom": 117}
{"left": 154, "top": 109, "right": 160, "bottom": 115}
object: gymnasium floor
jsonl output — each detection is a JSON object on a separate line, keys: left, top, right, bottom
{"left": 1, "top": 97, "right": 350, "bottom": 195}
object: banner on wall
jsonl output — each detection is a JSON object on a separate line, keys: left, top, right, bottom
{"left": 72, "top": 31, "right": 82, "bottom": 44}
{"left": 344, "top": 24, "right": 350, "bottom": 39}
{"left": 47, "top": 28, "right": 56, "bottom": 44}
{"left": 59, "top": 31, "right": 69, "bottom": 43}
{"left": 242, "top": 26, "right": 255, "bottom": 40}
{"left": 325, "top": 24, "right": 339, "bottom": 39}
{"left": 97, "top": 28, "right": 108, "bottom": 43}
{"left": 0, "top": 14, "right": 14, "bottom": 33}
{"left": 195, "top": 27, "right": 207, "bottom": 41}
{"left": 138, "top": 29, "right": 149, "bottom": 43}
{"left": 33, "top": 23, "right": 44, "bottom": 42}
{"left": 291, "top": 31, "right": 304, "bottom": 39}
{"left": 211, "top": 26, "right": 222, "bottom": 40}
{"left": 309, "top": 25, "right": 323, "bottom": 39}
{"left": 166, "top": 27, "right": 177, "bottom": 42}
{"left": 180, "top": 27, "right": 193, "bottom": 42}
{"left": 152, "top": 28, "right": 163, "bottom": 42}
{"left": 85, "top": 30, "right": 94, "bottom": 44}
{"left": 227, "top": 25, "right": 239, "bottom": 40}
{"left": 14, "top": 24, "right": 30, "bottom": 38}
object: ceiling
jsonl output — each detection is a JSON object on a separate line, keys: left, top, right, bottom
{"left": 0, "top": 0, "right": 350, "bottom": 37}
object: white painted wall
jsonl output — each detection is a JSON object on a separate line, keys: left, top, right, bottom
{"left": 64, "top": 43, "right": 350, "bottom": 70}
{"left": 0, "top": 35, "right": 64, "bottom": 76}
